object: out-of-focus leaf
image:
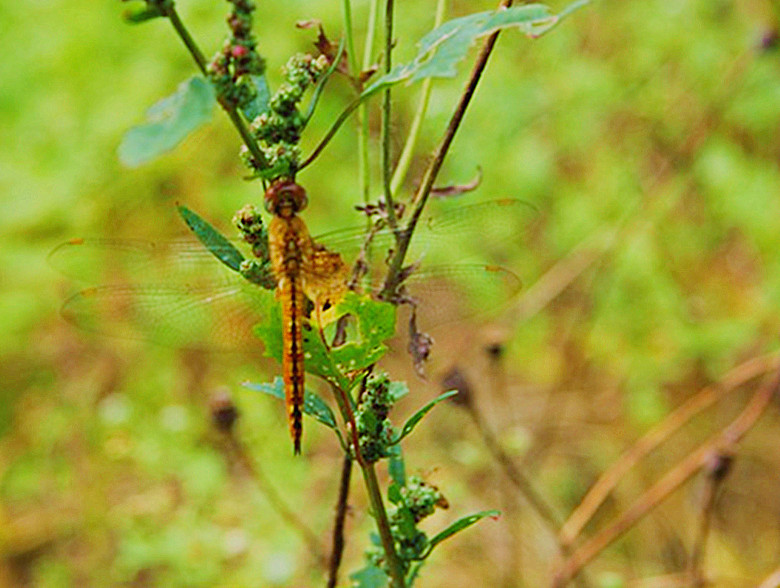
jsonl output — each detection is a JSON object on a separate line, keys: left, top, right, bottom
{"left": 361, "top": 2, "right": 589, "bottom": 98}
{"left": 177, "top": 205, "right": 245, "bottom": 273}
{"left": 350, "top": 565, "right": 388, "bottom": 588}
{"left": 388, "top": 381, "right": 409, "bottom": 402}
{"left": 119, "top": 76, "right": 215, "bottom": 167}
{"left": 387, "top": 480, "right": 403, "bottom": 505}
{"left": 243, "top": 377, "right": 337, "bottom": 429}
{"left": 392, "top": 390, "right": 458, "bottom": 444}
{"left": 420, "top": 510, "right": 501, "bottom": 559}
{"left": 388, "top": 445, "right": 406, "bottom": 486}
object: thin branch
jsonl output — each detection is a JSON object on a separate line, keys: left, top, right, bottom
{"left": 222, "top": 434, "right": 326, "bottom": 565}
{"left": 358, "top": 0, "right": 381, "bottom": 205}
{"left": 327, "top": 455, "right": 353, "bottom": 588}
{"left": 687, "top": 449, "right": 733, "bottom": 586}
{"left": 381, "top": 0, "right": 515, "bottom": 298}
{"left": 300, "top": 98, "right": 363, "bottom": 169}
{"left": 554, "top": 364, "right": 780, "bottom": 586}
{"left": 361, "top": 462, "right": 406, "bottom": 587}
{"left": 381, "top": 0, "right": 399, "bottom": 230}
{"left": 162, "top": 3, "right": 268, "bottom": 168}
{"left": 342, "top": 0, "right": 359, "bottom": 76}
{"left": 469, "top": 406, "right": 563, "bottom": 538}
{"left": 559, "top": 352, "right": 778, "bottom": 547}
{"left": 388, "top": 0, "right": 446, "bottom": 198}
{"left": 328, "top": 379, "right": 405, "bottom": 587}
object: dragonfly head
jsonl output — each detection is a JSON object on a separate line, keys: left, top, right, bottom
{"left": 265, "top": 180, "right": 308, "bottom": 218}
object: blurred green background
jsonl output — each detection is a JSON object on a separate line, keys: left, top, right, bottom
{"left": 3, "top": 0, "right": 780, "bottom": 585}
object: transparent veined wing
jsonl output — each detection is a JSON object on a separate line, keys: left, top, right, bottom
{"left": 49, "top": 199, "right": 533, "bottom": 349}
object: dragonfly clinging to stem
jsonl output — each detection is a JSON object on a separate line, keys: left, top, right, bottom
{"left": 263, "top": 179, "right": 350, "bottom": 454}
{"left": 51, "top": 187, "right": 534, "bottom": 454}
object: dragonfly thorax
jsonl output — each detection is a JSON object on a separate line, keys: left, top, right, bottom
{"left": 265, "top": 179, "right": 308, "bottom": 218}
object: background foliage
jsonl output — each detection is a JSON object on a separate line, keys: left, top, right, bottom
{"left": 3, "top": 0, "right": 780, "bottom": 585}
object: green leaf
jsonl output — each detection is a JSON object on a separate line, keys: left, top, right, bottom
{"left": 119, "top": 76, "right": 215, "bottom": 167}
{"left": 243, "top": 377, "right": 337, "bottom": 429}
{"left": 392, "top": 390, "right": 458, "bottom": 444}
{"left": 387, "top": 481, "right": 403, "bottom": 505}
{"left": 362, "top": 2, "right": 590, "bottom": 98}
{"left": 177, "top": 205, "right": 246, "bottom": 272}
{"left": 305, "top": 292, "right": 396, "bottom": 384}
{"left": 388, "top": 381, "right": 409, "bottom": 402}
{"left": 241, "top": 75, "right": 271, "bottom": 121}
{"left": 420, "top": 510, "right": 501, "bottom": 559}
{"left": 329, "top": 293, "right": 396, "bottom": 370}
{"left": 388, "top": 445, "right": 406, "bottom": 486}
{"left": 350, "top": 565, "right": 388, "bottom": 588}
{"left": 250, "top": 292, "right": 395, "bottom": 392}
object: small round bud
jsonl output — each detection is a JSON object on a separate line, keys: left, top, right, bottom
{"left": 209, "top": 389, "right": 239, "bottom": 433}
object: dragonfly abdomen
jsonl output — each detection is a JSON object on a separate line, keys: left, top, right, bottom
{"left": 269, "top": 215, "right": 312, "bottom": 455}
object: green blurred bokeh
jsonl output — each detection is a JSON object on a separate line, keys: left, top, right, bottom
{"left": 3, "top": 0, "right": 780, "bottom": 585}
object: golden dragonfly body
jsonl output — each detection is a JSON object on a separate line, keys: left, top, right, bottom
{"left": 264, "top": 179, "right": 349, "bottom": 454}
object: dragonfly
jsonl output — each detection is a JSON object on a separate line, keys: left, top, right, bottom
{"left": 50, "top": 184, "right": 534, "bottom": 453}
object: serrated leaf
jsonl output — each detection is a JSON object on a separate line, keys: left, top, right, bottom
{"left": 241, "top": 74, "right": 271, "bottom": 121}
{"left": 420, "top": 510, "right": 501, "bottom": 559}
{"left": 305, "top": 292, "right": 396, "bottom": 382}
{"left": 362, "top": 2, "right": 589, "bottom": 98}
{"left": 119, "top": 76, "right": 215, "bottom": 167}
{"left": 392, "top": 390, "right": 458, "bottom": 444}
{"left": 243, "top": 377, "right": 337, "bottom": 429}
{"left": 177, "top": 205, "right": 246, "bottom": 272}
{"left": 350, "top": 565, "right": 388, "bottom": 588}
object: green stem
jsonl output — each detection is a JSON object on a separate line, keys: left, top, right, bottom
{"left": 358, "top": 0, "right": 381, "bottom": 206}
{"left": 329, "top": 377, "right": 405, "bottom": 587}
{"left": 389, "top": 0, "right": 446, "bottom": 198}
{"left": 342, "top": 0, "right": 359, "bottom": 76}
{"left": 165, "top": 5, "right": 208, "bottom": 75}
{"left": 381, "top": 0, "right": 514, "bottom": 299}
{"left": 361, "top": 463, "right": 406, "bottom": 587}
{"left": 163, "top": 3, "right": 268, "bottom": 168}
{"left": 381, "top": 0, "right": 399, "bottom": 230}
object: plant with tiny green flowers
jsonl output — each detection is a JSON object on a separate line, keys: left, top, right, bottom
{"left": 71, "top": 0, "right": 590, "bottom": 586}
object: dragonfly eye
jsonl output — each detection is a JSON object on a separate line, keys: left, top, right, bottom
{"left": 265, "top": 180, "right": 308, "bottom": 216}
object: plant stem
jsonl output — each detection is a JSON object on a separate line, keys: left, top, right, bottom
{"left": 468, "top": 407, "right": 564, "bottom": 539}
{"left": 381, "top": 0, "right": 399, "bottom": 230}
{"left": 222, "top": 434, "right": 326, "bottom": 564}
{"left": 162, "top": 3, "right": 268, "bottom": 168}
{"left": 554, "top": 364, "right": 780, "bottom": 585}
{"left": 687, "top": 449, "right": 732, "bottom": 586}
{"left": 381, "top": 0, "right": 514, "bottom": 298}
{"left": 327, "top": 455, "right": 353, "bottom": 588}
{"left": 389, "top": 0, "right": 446, "bottom": 198}
{"left": 329, "top": 377, "right": 404, "bottom": 586}
{"left": 342, "top": 0, "right": 359, "bottom": 76}
{"left": 358, "top": 0, "right": 381, "bottom": 206}
{"left": 361, "top": 462, "right": 406, "bottom": 587}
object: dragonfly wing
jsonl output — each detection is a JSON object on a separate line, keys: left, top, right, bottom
{"left": 388, "top": 263, "right": 523, "bottom": 330}
{"left": 49, "top": 237, "right": 250, "bottom": 286}
{"left": 315, "top": 198, "right": 538, "bottom": 269}
{"left": 61, "top": 278, "right": 274, "bottom": 352}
